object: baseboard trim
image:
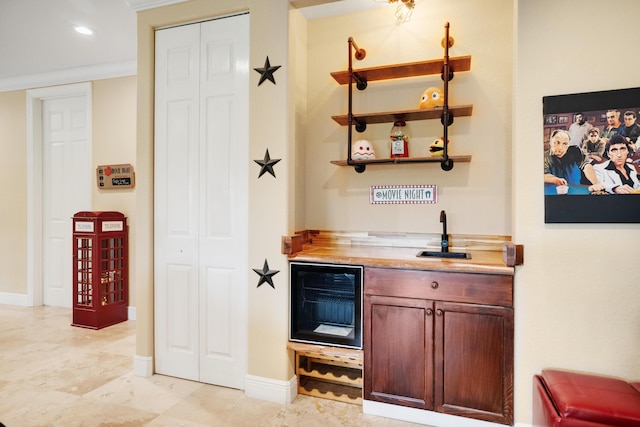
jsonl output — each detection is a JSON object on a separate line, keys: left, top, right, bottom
{"left": 134, "top": 355, "right": 153, "bottom": 378}
{"left": 244, "top": 374, "right": 297, "bottom": 404}
{"left": 363, "top": 400, "right": 514, "bottom": 427}
{"left": 0, "top": 296, "right": 137, "bottom": 322}
{"left": 0, "top": 292, "right": 28, "bottom": 306}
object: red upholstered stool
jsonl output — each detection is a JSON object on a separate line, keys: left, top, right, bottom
{"left": 533, "top": 369, "right": 640, "bottom": 427}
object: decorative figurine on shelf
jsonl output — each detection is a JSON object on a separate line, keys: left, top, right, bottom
{"left": 390, "top": 121, "right": 409, "bottom": 158}
{"left": 351, "top": 139, "right": 376, "bottom": 160}
{"left": 429, "top": 137, "right": 450, "bottom": 157}
{"left": 418, "top": 87, "right": 444, "bottom": 110}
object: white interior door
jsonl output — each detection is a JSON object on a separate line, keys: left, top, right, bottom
{"left": 42, "top": 95, "right": 91, "bottom": 308}
{"left": 154, "top": 13, "right": 249, "bottom": 388}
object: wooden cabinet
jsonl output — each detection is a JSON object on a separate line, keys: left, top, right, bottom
{"left": 365, "top": 295, "right": 434, "bottom": 409}
{"left": 434, "top": 301, "right": 513, "bottom": 424}
{"left": 364, "top": 267, "right": 514, "bottom": 425}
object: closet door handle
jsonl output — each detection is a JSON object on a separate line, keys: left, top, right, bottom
{"left": 436, "top": 309, "right": 443, "bottom": 316}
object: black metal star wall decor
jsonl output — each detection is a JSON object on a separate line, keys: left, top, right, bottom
{"left": 254, "top": 149, "right": 281, "bottom": 178}
{"left": 253, "top": 259, "right": 279, "bottom": 289}
{"left": 253, "top": 56, "right": 281, "bottom": 86}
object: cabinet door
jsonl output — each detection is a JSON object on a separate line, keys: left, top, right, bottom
{"left": 434, "top": 301, "right": 513, "bottom": 425}
{"left": 364, "top": 295, "right": 434, "bottom": 409}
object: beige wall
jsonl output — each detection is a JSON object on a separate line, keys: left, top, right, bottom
{"left": 289, "top": 8, "right": 308, "bottom": 232}
{"left": 93, "top": 76, "right": 138, "bottom": 306}
{"left": 0, "top": 90, "right": 27, "bottom": 295}
{"left": 514, "top": 0, "right": 640, "bottom": 423}
{"left": 0, "top": 77, "right": 137, "bottom": 302}
{"left": 305, "top": 0, "right": 513, "bottom": 235}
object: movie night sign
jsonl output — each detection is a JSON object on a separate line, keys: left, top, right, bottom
{"left": 370, "top": 185, "right": 437, "bottom": 204}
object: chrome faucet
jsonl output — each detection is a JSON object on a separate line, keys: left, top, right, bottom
{"left": 440, "top": 210, "right": 449, "bottom": 253}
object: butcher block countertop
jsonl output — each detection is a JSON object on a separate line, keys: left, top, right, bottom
{"left": 282, "top": 230, "right": 521, "bottom": 276}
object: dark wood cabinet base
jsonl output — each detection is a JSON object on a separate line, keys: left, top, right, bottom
{"left": 364, "top": 268, "right": 514, "bottom": 425}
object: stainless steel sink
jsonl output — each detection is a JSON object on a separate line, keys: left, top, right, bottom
{"left": 417, "top": 250, "right": 471, "bottom": 259}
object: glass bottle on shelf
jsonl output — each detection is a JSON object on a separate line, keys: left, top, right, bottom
{"left": 389, "top": 120, "right": 409, "bottom": 158}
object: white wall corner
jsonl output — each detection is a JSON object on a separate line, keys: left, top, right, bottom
{"left": 244, "top": 374, "right": 298, "bottom": 404}
{"left": 128, "top": 306, "right": 136, "bottom": 320}
{"left": 288, "top": 375, "right": 298, "bottom": 403}
{"left": 134, "top": 355, "right": 153, "bottom": 378}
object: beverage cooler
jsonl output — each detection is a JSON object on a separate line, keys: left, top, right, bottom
{"left": 72, "top": 211, "right": 128, "bottom": 329}
{"left": 289, "top": 261, "right": 363, "bottom": 349}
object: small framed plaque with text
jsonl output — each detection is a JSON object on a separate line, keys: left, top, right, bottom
{"left": 96, "top": 164, "right": 135, "bottom": 190}
{"left": 370, "top": 185, "right": 437, "bottom": 204}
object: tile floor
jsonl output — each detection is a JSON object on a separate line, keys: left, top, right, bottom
{"left": 0, "top": 305, "right": 420, "bottom": 427}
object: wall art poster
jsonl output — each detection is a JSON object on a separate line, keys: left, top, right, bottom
{"left": 543, "top": 87, "right": 640, "bottom": 223}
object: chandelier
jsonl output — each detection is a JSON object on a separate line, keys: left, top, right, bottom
{"left": 387, "top": 0, "right": 415, "bottom": 23}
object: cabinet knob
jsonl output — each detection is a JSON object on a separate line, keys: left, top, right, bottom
{"left": 426, "top": 308, "right": 433, "bottom": 316}
{"left": 431, "top": 281, "right": 439, "bottom": 289}
{"left": 436, "top": 309, "right": 443, "bottom": 316}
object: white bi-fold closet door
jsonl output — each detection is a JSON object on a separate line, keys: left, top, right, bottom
{"left": 154, "top": 13, "right": 249, "bottom": 389}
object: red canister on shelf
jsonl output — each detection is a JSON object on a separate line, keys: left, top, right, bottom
{"left": 389, "top": 120, "right": 409, "bottom": 158}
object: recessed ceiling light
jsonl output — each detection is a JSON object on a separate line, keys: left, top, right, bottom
{"left": 74, "top": 26, "right": 94, "bottom": 35}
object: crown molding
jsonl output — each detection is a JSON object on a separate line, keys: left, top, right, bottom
{"left": 124, "top": 0, "right": 187, "bottom": 12}
{"left": 0, "top": 60, "right": 136, "bottom": 93}
{"left": 290, "top": 0, "right": 341, "bottom": 8}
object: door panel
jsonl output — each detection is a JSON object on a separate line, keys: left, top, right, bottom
{"left": 43, "top": 95, "right": 91, "bottom": 308}
{"left": 155, "top": 14, "right": 248, "bottom": 389}
{"left": 203, "top": 95, "right": 232, "bottom": 235}
{"left": 198, "top": 14, "right": 249, "bottom": 389}
{"left": 203, "top": 267, "right": 232, "bottom": 355}
{"left": 364, "top": 295, "right": 434, "bottom": 409}
{"left": 166, "top": 100, "right": 198, "bottom": 234}
{"left": 162, "top": 264, "right": 198, "bottom": 381}
{"left": 434, "top": 301, "right": 514, "bottom": 424}
{"left": 155, "top": 22, "right": 201, "bottom": 382}
{"left": 166, "top": 265, "right": 196, "bottom": 350}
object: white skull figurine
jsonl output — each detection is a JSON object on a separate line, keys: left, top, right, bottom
{"left": 351, "top": 139, "right": 376, "bottom": 160}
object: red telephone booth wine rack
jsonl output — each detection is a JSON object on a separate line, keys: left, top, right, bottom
{"left": 72, "top": 211, "right": 128, "bottom": 329}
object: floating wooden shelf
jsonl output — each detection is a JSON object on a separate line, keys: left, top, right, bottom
{"left": 331, "top": 155, "right": 472, "bottom": 167}
{"left": 330, "top": 55, "right": 471, "bottom": 84}
{"left": 331, "top": 105, "right": 473, "bottom": 126}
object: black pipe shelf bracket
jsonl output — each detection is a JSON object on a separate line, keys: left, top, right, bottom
{"left": 332, "top": 23, "right": 472, "bottom": 173}
{"left": 353, "top": 72, "right": 368, "bottom": 91}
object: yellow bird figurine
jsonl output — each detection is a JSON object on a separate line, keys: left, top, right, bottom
{"left": 418, "top": 87, "right": 444, "bottom": 110}
{"left": 429, "top": 137, "right": 449, "bottom": 157}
